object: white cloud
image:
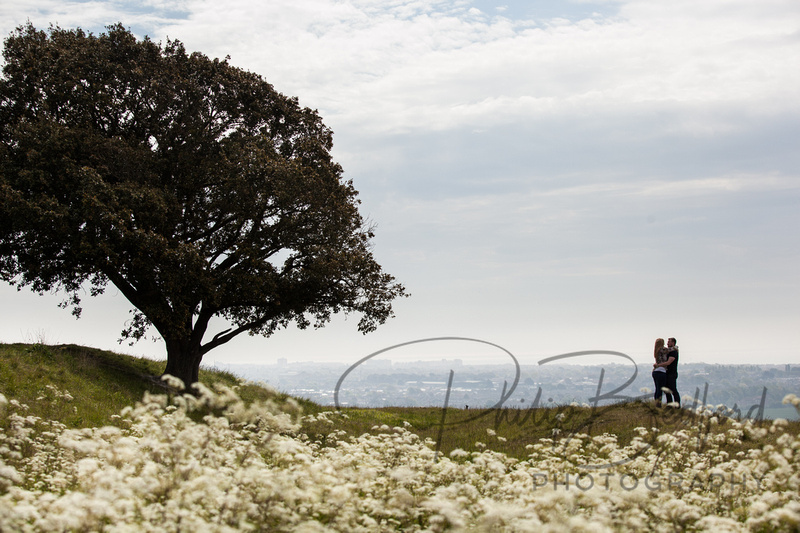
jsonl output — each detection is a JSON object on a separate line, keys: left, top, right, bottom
{"left": 6, "top": 1, "right": 798, "bottom": 134}
{"left": 150, "top": 0, "right": 798, "bottom": 137}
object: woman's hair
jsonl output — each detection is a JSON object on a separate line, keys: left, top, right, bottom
{"left": 654, "top": 338, "right": 665, "bottom": 359}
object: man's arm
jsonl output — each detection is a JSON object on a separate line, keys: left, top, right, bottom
{"left": 657, "top": 356, "right": 676, "bottom": 368}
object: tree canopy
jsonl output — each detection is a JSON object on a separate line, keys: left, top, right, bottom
{"left": 0, "top": 23, "right": 406, "bottom": 386}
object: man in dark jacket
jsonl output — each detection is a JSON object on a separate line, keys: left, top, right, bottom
{"left": 664, "top": 337, "right": 680, "bottom": 407}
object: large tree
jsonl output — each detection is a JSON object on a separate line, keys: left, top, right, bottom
{"left": 0, "top": 23, "right": 406, "bottom": 387}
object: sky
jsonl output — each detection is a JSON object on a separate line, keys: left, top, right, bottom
{"left": 1, "top": 0, "right": 799, "bottom": 369}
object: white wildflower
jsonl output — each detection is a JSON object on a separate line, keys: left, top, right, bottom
{"left": 160, "top": 374, "right": 185, "bottom": 390}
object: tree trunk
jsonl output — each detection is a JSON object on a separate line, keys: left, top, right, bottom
{"left": 163, "top": 338, "right": 203, "bottom": 390}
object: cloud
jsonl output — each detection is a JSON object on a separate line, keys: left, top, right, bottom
{"left": 6, "top": 1, "right": 798, "bottom": 134}
{"left": 147, "top": 0, "right": 797, "bottom": 138}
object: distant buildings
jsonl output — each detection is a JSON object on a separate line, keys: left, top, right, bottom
{"left": 208, "top": 359, "right": 800, "bottom": 420}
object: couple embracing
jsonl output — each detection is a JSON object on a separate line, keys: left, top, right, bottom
{"left": 652, "top": 337, "right": 680, "bottom": 408}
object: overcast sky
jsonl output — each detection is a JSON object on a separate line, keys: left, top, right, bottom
{"left": 1, "top": 0, "right": 799, "bottom": 369}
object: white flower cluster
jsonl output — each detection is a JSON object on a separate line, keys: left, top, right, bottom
{"left": 1, "top": 383, "right": 799, "bottom": 532}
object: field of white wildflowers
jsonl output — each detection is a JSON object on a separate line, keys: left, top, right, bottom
{"left": 1, "top": 380, "right": 799, "bottom": 532}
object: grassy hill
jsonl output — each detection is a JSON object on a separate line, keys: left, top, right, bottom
{"left": 0, "top": 342, "right": 316, "bottom": 428}
{"left": 1, "top": 342, "right": 797, "bottom": 461}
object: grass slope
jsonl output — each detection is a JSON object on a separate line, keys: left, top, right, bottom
{"left": 307, "top": 396, "right": 800, "bottom": 461}
{"left": 0, "top": 342, "right": 313, "bottom": 428}
{"left": 2, "top": 343, "right": 797, "bottom": 461}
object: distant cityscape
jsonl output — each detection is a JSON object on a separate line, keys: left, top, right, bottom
{"left": 210, "top": 358, "right": 800, "bottom": 421}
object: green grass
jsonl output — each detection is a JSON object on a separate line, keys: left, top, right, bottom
{"left": 306, "top": 399, "right": 800, "bottom": 461}
{"left": 2, "top": 342, "right": 798, "bottom": 461}
{"left": 0, "top": 342, "right": 316, "bottom": 428}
